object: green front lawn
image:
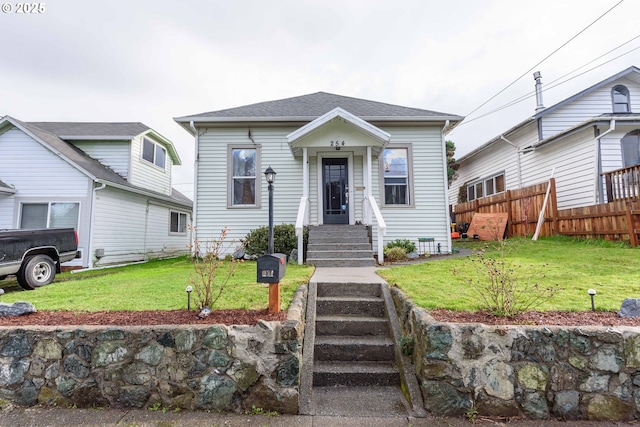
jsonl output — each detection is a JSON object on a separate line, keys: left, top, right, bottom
{"left": 1, "top": 237, "right": 638, "bottom": 314}
{"left": 378, "top": 236, "right": 640, "bottom": 312}
{"left": 0, "top": 257, "right": 315, "bottom": 312}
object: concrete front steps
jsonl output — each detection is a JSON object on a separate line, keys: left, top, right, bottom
{"left": 299, "top": 272, "right": 425, "bottom": 417}
{"left": 306, "top": 225, "right": 376, "bottom": 267}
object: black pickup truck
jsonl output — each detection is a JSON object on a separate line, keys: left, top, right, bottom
{"left": 0, "top": 228, "right": 78, "bottom": 290}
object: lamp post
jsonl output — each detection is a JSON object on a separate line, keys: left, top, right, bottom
{"left": 185, "top": 286, "right": 193, "bottom": 310}
{"left": 588, "top": 289, "right": 596, "bottom": 311}
{"left": 264, "top": 166, "right": 276, "bottom": 254}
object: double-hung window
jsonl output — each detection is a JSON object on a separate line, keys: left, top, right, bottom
{"left": 170, "top": 211, "right": 188, "bottom": 234}
{"left": 228, "top": 146, "right": 259, "bottom": 207}
{"left": 612, "top": 85, "right": 631, "bottom": 113}
{"left": 20, "top": 202, "right": 79, "bottom": 229}
{"left": 142, "top": 137, "right": 166, "bottom": 169}
{"left": 382, "top": 146, "right": 413, "bottom": 206}
{"left": 467, "top": 173, "right": 505, "bottom": 201}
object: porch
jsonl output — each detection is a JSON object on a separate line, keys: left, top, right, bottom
{"left": 602, "top": 163, "right": 640, "bottom": 202}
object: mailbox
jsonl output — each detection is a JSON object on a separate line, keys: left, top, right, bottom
{"left": 256, "top": 253, "right": 286, "bottom": 283}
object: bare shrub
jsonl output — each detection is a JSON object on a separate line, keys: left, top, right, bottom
{"left": 188, "top": 227, "right": 237, "bottom": 310}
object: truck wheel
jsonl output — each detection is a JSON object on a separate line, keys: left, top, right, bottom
{"left": 17, "top": 255, "right": 56, "bottom": 290}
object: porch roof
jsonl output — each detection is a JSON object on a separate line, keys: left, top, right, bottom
{"left": 287, "top": 107, "right": 391, "bottom": 156}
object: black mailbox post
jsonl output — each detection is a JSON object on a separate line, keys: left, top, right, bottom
{"left": 257, "top": 253, "right": 286, "bottom": 283}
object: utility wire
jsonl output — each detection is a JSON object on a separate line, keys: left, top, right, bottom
{"left": 463, "top": 0, "right": 625, "bottom": 121}
{"left": 457, "top": 34, "right": 639, "bottom": 126}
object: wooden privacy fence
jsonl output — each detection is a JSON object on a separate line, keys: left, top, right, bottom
{"left": 453, "top": 178, "right": 640, "bottom": 246}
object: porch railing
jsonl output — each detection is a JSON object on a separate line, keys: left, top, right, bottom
{"left": 295, "top": 197, "right": 310, "bottom": 265}
{"left": 602, "top": 164, "right": 640, "bottom": 203}
{"left": 363, "top": 195, "right": 386, "bottom": 263}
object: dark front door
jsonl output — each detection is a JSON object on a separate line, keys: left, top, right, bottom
{"left": 322, "top": 158, "right": 349, "bottom": 224}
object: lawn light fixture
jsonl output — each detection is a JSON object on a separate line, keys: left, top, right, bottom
{"left": 264, "top": 166, "right": 276, "bottom": 254}
{"left": 588, "top": 288, "right": 596, "bottom": 311}
{"left": 186, "top": 285, "right": 193, "bottom": 311}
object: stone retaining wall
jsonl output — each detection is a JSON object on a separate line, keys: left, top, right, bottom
{"left": 0, "top": 286, "right": 307, "bottom": 413}
{"left": 390, "top": 286, "right": 640, "bottom": 421}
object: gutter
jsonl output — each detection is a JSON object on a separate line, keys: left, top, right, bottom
{"left": 190, "top": 120, "right": 199, "bottom": 255}
{"left": 88, "top": 182, "right": 107, "bottom": 269}
{"left": 500, "top": 136, "right": 523, "bottom": 188}
{"left": 594, "top": 119, "right": 616, "bottom": 203}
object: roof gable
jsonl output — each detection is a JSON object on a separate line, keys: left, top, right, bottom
{"left": 175, "top": 92, "right": 463, "bottom": 127}
{"left": 534, "top": 66, "right": 640, "bottom": 119}
{"left": 288, "top": 107, "right": 391, "bottom": 145}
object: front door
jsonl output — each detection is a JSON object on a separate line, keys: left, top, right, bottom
{"left": 322, "top": 158, "right": 349, "bottom": 224}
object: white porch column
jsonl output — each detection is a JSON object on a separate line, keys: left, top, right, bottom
{"left": 303, "top": 147, "right": 309, "bottom": 198}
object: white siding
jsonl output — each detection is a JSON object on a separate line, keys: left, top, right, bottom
{"left": 71, "top": 140, "right": 131, "bottom": 178}
{"left": 92, "top": 187, "right": 190, "bottom": 266}
{"left": 375, "top": 126, "right": 451, "bottom": 253}
{"left": 128, "top": 134, "right": 173, "bottom": 195}
{"left": 196, "top": 124, "right": 453, "bottom": 253}
{"left": 520, "top": 128, "right": 596, "bottom": 209}
{"left": 541, "top": 76, "right": 640, "bottom": 139}
{"left": 196, "top": 127, "right": 301, "bottom": 247}
{"left": 0, "top": 127, "right": 93, "bottom": 267}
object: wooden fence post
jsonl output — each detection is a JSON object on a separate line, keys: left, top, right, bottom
{"left": 506, "top": 190, "right": 513, "bottom": 238}
{"left": 626, "top": 202, "right": 639, "bottom": 247}
{"left": 549, "top": 178, "right": 558, "bottom": 235}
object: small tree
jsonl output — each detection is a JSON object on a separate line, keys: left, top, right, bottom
{"left": 446, "top": 140, "right": 460, "bottom": 187}
{"left": 188, "top": 227, "right": 237, "bottom": 310}
{"left": 454, "top": 221, "right": 561, "bottom": 317}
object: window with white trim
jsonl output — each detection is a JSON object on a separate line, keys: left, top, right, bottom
{"left": 170, "top": 211, "right": 188, "bottom": 234}
{"left": 467, "top": 173, "right": 505, "bottom": 201}
{"left": 621, "top": 130, "right": 640, "bottom": 167}
{"left": 228, "top": 146, "right": 259, "bottom": 207}
{"left": 382, "top": 146, "right": 413, "bottom": 206}
{"left": 142, "top": 137, "right": 166, "bottom": 169}
{"left": 612, "top": 85, "right": 631, "bottom": 113}
{"left": 20, "top": 202, "right": 79, "bottom": 229}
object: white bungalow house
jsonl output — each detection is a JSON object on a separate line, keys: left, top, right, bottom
{"left": 0, "top": 117, "right": 192, "bottom": 268}
{"left": 449, "top": 66, "right": 640, "bottom": 210}
{"left": 175, "top": 92, "right": 463, "bottom": 263}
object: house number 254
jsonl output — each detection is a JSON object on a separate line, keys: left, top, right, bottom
{"left": 330, "top": 140, "right": 345, "bottom": 147}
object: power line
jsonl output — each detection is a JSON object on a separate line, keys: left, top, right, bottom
{"left": 457, "top": 34, "right": 640, "bottom": 127}
{"left": 463, "top": 0, "right": 625, "bottom": 121}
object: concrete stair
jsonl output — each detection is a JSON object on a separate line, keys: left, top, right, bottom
{"left": 306, "top": 225, "right": 375, "bottom": 267}
{"left": 312, "top": 281, "right": 400, "bottom": 393}
{"left": 299, "top": 267, "right": 426, "bottom": 418}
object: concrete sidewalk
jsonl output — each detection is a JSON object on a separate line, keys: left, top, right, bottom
{"left": 0, "top": 407, "right": 633, "bottom": 426}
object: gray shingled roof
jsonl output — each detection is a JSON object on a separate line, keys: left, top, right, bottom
{"left": 176, "top": 92, "right": 462, "bottom": 122}
{"left": 29, "top": 122, "right": 150, "bottom": 138}
{"left": 3, "top": 117, "right": 191, "bottom": 208}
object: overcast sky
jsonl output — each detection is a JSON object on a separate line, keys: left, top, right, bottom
{"left": 2, "top": 0, "right": 639, "bottom": 199}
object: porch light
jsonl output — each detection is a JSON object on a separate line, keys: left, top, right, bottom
{"left": 264, "top": 166, "right": 276, "bottom": 184}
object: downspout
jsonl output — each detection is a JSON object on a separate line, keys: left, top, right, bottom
{"left": 88, "top": 181, "right": 106, "bottom": 269}
{"left": 143, "top": 200, "right": 150, "bottom": 261}
{"left": 190, "top": 120, "right": 199, "bottom": 255}
{"left": 594, "top": 119, "right": 615, "bottom": 204}
{"left": 500, "top": 136, "right": 523, "bottom": 188}
{"left": 441, "top": 120, "right": 452, "bottom": 254}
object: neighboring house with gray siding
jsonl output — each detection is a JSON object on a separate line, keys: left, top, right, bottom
{"left": 175, "top": 92, "right": 463, "bottom": 262}
{"left": 449, "top": 66, "right": 640, "bottom": 210}
{"left": 0, "top": 117, "right": 192, "bottom": 268}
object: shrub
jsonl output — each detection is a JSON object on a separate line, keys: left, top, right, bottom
{"left": 384, "top": 246, "right": 407, "bottom": 262}
{"left": 189, "top": 227, "right": 237, "bottom": 310}
{"left": 385, "top": 239, "right": 416, "bottom": 254}
{"left": 243, "top": 224, "right": 308, "bottom": 257}
{"left": 454, "top": 242, "right": 562, "bottom": 317}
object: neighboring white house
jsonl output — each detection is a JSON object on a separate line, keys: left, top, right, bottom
{"left": 0, "top": 117, "right": 193, "bottom": 268}
{"left": 449, "top": 66, "right": 640, "bottom": 211}
{"left": 175, "top": 92, "right": 463, "bottom": 262}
